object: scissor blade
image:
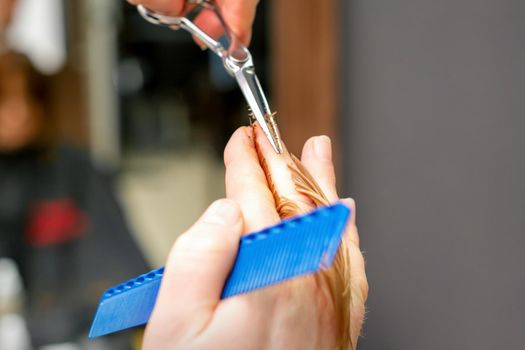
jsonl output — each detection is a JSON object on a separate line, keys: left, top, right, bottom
{"left": 234, "top": 66, "right": 283, "bottom": 154}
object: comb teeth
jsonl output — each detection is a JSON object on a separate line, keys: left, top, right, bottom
{"left": 102, "top": 267, "right": 165, "bottom": 299}
{"left": 222, "top": 203, "right": 349, "bottom": 297}
{"left": 89, "top": 203, "right": 350, "bottom": 338}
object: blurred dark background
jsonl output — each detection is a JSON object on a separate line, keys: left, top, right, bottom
{"left": 0, "top": 0, "right": 524, "bottom": 349}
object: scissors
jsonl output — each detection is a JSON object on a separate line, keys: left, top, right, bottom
{"left": 136, "top": 0, "right": 283, "bottom": 154}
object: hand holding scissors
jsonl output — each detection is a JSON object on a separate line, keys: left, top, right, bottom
{"left": 132, "top": 0, "right": 283, "bottom": 154}
{"left": 127, "top": 0, "right": 259, "bottom": 47}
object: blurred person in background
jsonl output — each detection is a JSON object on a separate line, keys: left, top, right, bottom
{"left": 0, "top": 8, "right": 148, "bottom": 349}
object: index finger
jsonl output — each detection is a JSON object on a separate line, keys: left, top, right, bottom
{"left": 224, "top": 127, "right": 280, "bottom": 233}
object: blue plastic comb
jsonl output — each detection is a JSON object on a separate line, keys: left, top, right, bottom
{"left": 89, "top": 203, "right": 350, "bottom": 338}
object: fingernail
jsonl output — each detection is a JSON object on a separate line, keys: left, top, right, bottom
{"left": 314, "top": 135, "right": 332, "bottom": 161}
{"left": 202, "top": 199, "right": 240, "bottom": 226}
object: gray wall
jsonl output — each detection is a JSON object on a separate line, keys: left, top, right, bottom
{"left": 342, "top": 1, "right": 525, "bottom": 349}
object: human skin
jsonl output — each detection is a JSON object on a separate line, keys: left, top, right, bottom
{"left": 143, "top": 127, "right": 368, "bottom": 349}
{"left": 0, "top": 0, "right": 16, "bottom": 33}
{"left": 0, "top": 62, "right": 42, "bottom": 152}
{"left": 127, "top": 0, "right": 259, "bottom": 46}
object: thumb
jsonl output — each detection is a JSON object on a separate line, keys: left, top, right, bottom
{"left": 147, "top": 199, "right": 244, "bottom": 338}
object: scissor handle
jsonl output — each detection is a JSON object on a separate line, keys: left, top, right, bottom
{"left": 137, "top": 3, "right": 247, "bottom": 63}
